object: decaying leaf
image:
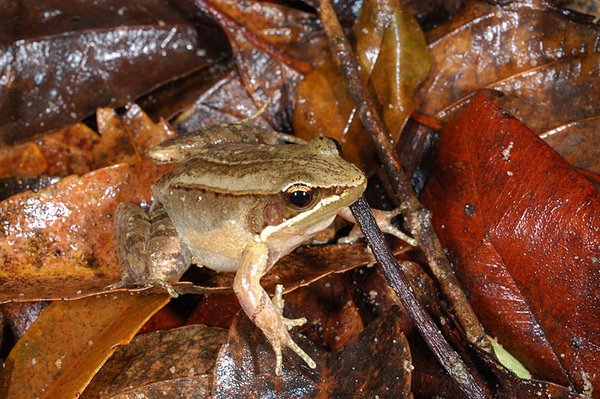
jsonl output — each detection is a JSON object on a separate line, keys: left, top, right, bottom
{"left": 0, "top": 292, "right": 169, "bottom": 399}
{"left": 213, "top": 305, "right": 411, "bottom": 399}
{"left": 80, "top": 324, "right": 228, "bottom": 399}
{"left": 172, "top": 69, "right": 274, "bottom": 134}
{"left": 421, "top": 91, "right": 599, "bottom": 395}
{"left": 413, "top": 0, "right": 600, "bottom": 173}
{"left": 197, "top": 0, "right": 327, "bottom": 128}
{"left": 0, "top": 1, "right": 228, "bottom": 142}
{"left": 0, "top": 142, "right": 47, "bottom": 178}
{"left": 295, "top": 0, "right": 430, "bottom": 172}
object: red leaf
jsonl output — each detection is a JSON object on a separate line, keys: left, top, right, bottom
{"left": 421, "top": 91, "right": 599, "bottom": 395}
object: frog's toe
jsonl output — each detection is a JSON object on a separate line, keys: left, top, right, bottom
{"left": 283, "top": 316, "right": 307, "bottom": 330}
{"left": 283, "top": 336, "right": 316, "bottom": 370}
{"left": 149, "top": 279, "right": 179, "bottom": 298}
{"left": 104, "top": 280, "right": 127, "bottom": 291}
{"left": 384, "top": 226, "right": 418, "bottom": 246}
{"left": 272, "top": 284, "right": 286, "bottom": 313}
{"left": 269, "top": 330, "right": 316, "bottom": 375}
{"left": 273, "top": 341, "right": 283, "bottom": 376}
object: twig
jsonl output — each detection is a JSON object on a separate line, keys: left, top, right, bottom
{"left": 350, "top": 197, "right": 489, "bottom": 399}
{"left": 318, "top": 0, "right": 489, "bottom": 350}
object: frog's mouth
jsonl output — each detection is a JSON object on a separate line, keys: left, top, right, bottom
{"left": 259, "top": 188, "right": 358, "bottom": 242}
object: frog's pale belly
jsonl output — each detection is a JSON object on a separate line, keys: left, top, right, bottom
{"left": 156, "top": 188, "right": 261, "bottom": 272}
{"left": 179, "top": 222, "right": 252, "bottom": 272}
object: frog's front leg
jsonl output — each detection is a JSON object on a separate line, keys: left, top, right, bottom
{"left": 337, "top": 206, "right": 418, "bottom": 246}
{"left": 233, "top": 242, "right": 316, "bottom": 376}
{"left": 108, "top": 202, "right": 191, "bottom": 297}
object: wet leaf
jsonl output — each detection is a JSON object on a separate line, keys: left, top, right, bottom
{"left": 80, "top": 324, "right": 227, "bottom": 399}
{"left": 0, "top": 292, "right": 169, "bottom": 399}
{"left": 285, "top": 275, "right": 364, "bottom": 350}
{"left": 0, "top": 142, "right": 47, "bottom": 178}
{"left": 138, "top": 59, "right": 236, "bottom": 122}
{"left": 420, "top": 91, "right": 600, "bottom": 395}
{"left": 35, "top": 123, "right": 99, "bottom": 176}
{"left": 294, "top": 0, "right": 430, "bottom": 172}
{"left": 414, "top": 0, "right": 600, "bottom": 173}
{"left": 0, "top": 1, "right": 228, "bottom": 142}
{"left": 197, "top": 0, "right": 327, "bottom": 129}
{"left": 172, "top": 69, "right": 274, "bottom": 134}
{"left": 0, "top": 161, "right": 171, "bottom": 303}
{"left": 213, "top": 305, "right": 411, "bottom": 398}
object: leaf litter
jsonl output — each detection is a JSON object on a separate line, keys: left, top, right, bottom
{"left": 0, "top": 0, "right": 598, "bottom": 398}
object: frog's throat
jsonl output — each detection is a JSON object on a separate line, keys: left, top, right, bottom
{"left": 259, "top": 193, "right": 347, "bottom": 242}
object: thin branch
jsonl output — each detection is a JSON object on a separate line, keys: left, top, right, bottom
{"left": 350, "top": 197, "right": 489, "bottom": 399}
{"left": 318, "top": 0, "right": 489, "bottom": 351}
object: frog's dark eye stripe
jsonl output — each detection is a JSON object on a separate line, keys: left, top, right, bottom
{"left": 283, "top": 185, "right": 315, "bottom": 208}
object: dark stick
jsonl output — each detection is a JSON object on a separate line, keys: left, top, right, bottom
{"left": 318, "top": 0, "right": 489, "bottom": 350}
{"left": 351, "top": 198, "right": 489, "bottom": 399}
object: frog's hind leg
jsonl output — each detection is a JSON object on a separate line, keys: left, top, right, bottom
{"left": 108, "top": 202, "right": 191, "bottom": 297}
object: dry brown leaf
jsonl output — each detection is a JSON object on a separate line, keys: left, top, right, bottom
{"left": 81, "top": 324, "right": 227, "bottom": 399}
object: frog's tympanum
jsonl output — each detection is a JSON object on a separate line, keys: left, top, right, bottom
{"left": 109, "top": 121, "right": 412, "bottom": 375}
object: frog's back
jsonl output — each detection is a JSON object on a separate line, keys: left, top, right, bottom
{"left": 161, "top": 138, "right": 364, "bottom": 195}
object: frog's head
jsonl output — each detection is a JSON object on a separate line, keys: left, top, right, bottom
{"left": 260, "top": 137, "right": 366, "bottom": 242}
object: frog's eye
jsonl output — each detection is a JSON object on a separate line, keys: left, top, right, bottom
{"left": 283, "top": 185, "right": 315, "bottom": 209}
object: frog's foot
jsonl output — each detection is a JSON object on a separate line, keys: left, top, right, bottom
{"left": 147, "top": 279, "right": 180, "bottom": 298}
{"left": 270, "top": 284, "right": 316, "bottom": 375}
{"left": 104, "top": 280, "right": 127, "bottom": 291}
{"left": 105, "top": 278, "right": 179, "bottom": 298}
{"left": 370, "top": 207, "right": 418, "bottom": 247}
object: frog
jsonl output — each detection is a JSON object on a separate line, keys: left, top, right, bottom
{"left": 108, "top": 118, "right": 415, "bottom": 375}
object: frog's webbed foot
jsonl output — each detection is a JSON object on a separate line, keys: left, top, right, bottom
{"left": 234, "top": 244, "right": 316, "bottom": 376}
{"left": 337, "top": 206, "right": 417, "bottom": 247}
{"left": 106, "top": 202, "right": 191, "bottom": 299}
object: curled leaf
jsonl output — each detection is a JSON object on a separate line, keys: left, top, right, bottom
{"left": 295, "top": 0, "right": 430, "bottom": 172}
